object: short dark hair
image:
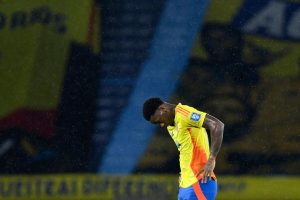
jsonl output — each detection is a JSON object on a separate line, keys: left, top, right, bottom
{"left": 143, "top": 97, "right": 164, "bottom": 121}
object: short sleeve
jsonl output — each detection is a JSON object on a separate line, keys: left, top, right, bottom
{"left": 176, "top": 104, "right": 207, "bottom": 128}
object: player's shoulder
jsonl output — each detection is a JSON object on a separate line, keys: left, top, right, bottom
{"left": 176, "top": 103, "right": 197, "bottom": 111}
{"left": 175, "top": 103, "right": 195, "bottom": 118}
{"left": 176, "top": 103, "right": 207, "bottom": 127}
{"left": 176, "top": 103, "right": 206, "bottom": 121}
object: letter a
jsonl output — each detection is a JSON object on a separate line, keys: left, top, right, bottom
{"left": 243, "top": 1, "right": 286, "bottom": 37}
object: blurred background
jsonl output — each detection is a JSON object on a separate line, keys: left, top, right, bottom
{"left": 0, "top": 0, "right": 299, "bottom": 199}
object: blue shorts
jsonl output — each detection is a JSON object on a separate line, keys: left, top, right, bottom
{"left": 178, "top": 179, "right": 217, "bottom": 200}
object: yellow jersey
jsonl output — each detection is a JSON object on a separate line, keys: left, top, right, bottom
{"left": 167, "top": 103, "right": 216, "bottom": 188}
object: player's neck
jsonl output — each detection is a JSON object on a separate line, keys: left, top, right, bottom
{"left": 163, "top": 102, "right": 176, "bottom": 126}
{"left": 171, "top": 105, "right": 176, "bottom": 125}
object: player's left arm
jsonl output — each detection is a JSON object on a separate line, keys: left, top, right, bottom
{"left": 202, "top": 114, "right": 224, "bottom": 183}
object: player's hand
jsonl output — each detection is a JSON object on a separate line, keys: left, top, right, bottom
{"left": 202, "top": 156, "right": 216, "bottom": 184}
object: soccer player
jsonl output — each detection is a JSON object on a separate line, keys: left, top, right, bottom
{"left": 143, "top": 97, "right": 224, "bottom": 200}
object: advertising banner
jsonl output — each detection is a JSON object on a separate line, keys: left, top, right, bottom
{"left": 0, "top": 175, "right": 299, "bottom": 200}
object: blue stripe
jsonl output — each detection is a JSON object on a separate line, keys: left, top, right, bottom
{"left": 99, "top": 0, "right": 211, "bottom": 173}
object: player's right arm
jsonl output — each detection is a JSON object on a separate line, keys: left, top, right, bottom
{"left": 203, "top": 114, "right": 224, "bottom": 159}
{"left": 202, "top": 114, "right": 224, "bottom": 183}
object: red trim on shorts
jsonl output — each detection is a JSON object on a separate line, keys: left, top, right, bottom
{"left": 192, "top": 182, "right": 206, "bottom": 200}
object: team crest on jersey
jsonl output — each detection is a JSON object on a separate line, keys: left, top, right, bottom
{"left": 190, "top": 112, "right": 201, "bottom": 121}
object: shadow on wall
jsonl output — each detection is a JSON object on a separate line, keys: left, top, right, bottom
{"left": 134, "top": 22, "right": 298, "bottom": 175}
{"left": 0, "top": 43, "right": 99, "bottom": 174}
{"left": 176, "top": 22, "right": 288, "bottom": 143}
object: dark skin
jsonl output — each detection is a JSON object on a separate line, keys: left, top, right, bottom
{"left": 150, "top": 102, "right": 224, "bottom": 183}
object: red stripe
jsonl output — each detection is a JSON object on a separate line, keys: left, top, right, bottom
{"left": 86, "top": 0, "right": 96, "bottom": 47}
{"left": 176, "top": 107, "right": 190, "bottom": 116}
{"left": 177, "top": 110, "right": 188, "bottom": 116}
{"left": 0, "top": 109, "right": 56, "bottom": 139}
{"left": 188, "top": 128, "right": 209, "bottom": 180}
{"left": 188, "top": 128, "right": 217, "bottom": 184}
{"left": 177, "top": 107, "right": 190, "bottom": 114}
{"left": 192, "top": 182, "right": 206, "bottom": 200}
{"left": 176, "top": 107, "right": 189, "bottom": 115}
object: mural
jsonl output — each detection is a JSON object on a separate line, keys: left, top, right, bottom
{"left": 0, "top": 0, "right": 94, "bottom": 173}
{"left": 136, "top": 0, "right": 300, "bottom": 174}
